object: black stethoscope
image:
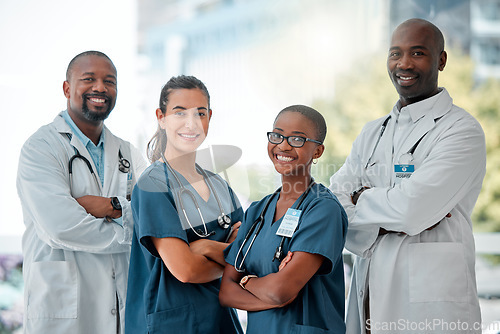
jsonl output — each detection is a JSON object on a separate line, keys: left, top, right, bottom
{"left": 233, "top": 180, "right": 315, "bottom": 273}
{"left": 161, "top": 152, "right": 231, "bottom": 239}
{"left": 364, "top": 115, "right": 427, "bottom": 169}
{"left": 365, "top": 116, "right": 391, "bottom": 169}
{"left": 66, "top": 133, "right": 130, "bottom": 193}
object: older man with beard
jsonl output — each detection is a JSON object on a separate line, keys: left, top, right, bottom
{"left": 17, "top": 51, "right": 147, "bottom": 334}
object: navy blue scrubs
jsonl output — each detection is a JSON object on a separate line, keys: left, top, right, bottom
{"left": 225, "top": 183, "right": 347, "bottom": 334}
{"left": 125, "top": 161, "right": 244, "bottom": 334}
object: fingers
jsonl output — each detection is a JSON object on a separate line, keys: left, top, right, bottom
{"left": 278, "top": 251, "right": 293, "bottom": 271}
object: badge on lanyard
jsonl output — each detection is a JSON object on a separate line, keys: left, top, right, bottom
{"left": 126, "top": 172, "right": 133, "bottom": 201}
{"left": 276, "top": 208, "right": 301, "bottom": 238}
{"left": 395, "top": 152, "right": 415, "bottom": 180}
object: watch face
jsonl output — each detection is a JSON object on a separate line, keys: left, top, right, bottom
{"left": 111, "top": 197, "right": 121, "bottom": 210}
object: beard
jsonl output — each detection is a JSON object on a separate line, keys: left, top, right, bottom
{"left": 82, "top": 93, "right": 113, "bottom": 121}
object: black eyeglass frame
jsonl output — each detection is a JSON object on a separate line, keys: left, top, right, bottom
{"left": 267, "top": 132, "right": 323, "bottom": 148}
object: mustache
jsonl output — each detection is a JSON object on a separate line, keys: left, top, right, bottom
{"left": 394, "top": 70, "right": 418, "bottom": 77}
{"left": 83, "top": 93, "right": 110, "bottom": 101}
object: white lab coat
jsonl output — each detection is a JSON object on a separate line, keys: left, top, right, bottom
{"left": 17, "top": 112, "right": 147, "bottom": 334}
{"left": 330, "top": 89, "right": 485, "bottom": 334}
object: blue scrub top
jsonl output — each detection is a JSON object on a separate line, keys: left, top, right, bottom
{"left": 126, "top": 161, "right": 244, "bottom": 334}
{"left": 225, "top": 183, "right": 347, "bottom": 334}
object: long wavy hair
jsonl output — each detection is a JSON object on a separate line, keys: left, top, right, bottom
{"left": 147, "top": 75, "right": 210, "bottom": 163}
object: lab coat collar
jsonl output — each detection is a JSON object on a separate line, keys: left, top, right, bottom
{"left": 399, "top": 88, "right": 452, "bottom": 123}
{"left": 395, "top": 88, "right": 453, "bottom": 156}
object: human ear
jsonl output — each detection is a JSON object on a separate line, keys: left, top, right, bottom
{"left": 156, "top": 108, "right": 166, "bottom": 129}
{"left": 313, "top": 144, "right": 325, "bottom": 159}
{"left": 438, "top": 51, "right": 447, "bottom": 71}
{"left": 63, "top": 81, "right": 70, "bottom": 98}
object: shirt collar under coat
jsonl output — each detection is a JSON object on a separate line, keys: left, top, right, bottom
{"left": 392, "top": 88, "right": 453, "bottom": 123}
{"left": 52, "top": 111, "right": 123, "bottom": 196}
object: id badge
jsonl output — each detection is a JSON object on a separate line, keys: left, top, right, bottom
{"left": 276, "top": 208, "right": 301, "bottom": 238}
{"left": 126, "top": 172, "right": 133, "bottom": 201}
{"left": 394, "top": 164, "right": 414, "bottom": 180}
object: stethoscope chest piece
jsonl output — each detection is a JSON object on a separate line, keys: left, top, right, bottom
{"left": 118, "top": 151, "right": 131, "bottom": 173}
{"left": 218, "top": 214, "right": 231, "bottom": 229}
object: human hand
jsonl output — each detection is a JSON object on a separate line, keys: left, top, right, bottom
{"left": 351, "top": 186, "right": 370, "bottom": 205}
{"left": 425, "top": 213, "right": 451, "bottom": 231}
{"left": 227, "top": 221, "right": 242, "bottom": 244}
{"left": 278, "top": 251, "right": 293, "bottom": 271}
{"left": 189, "top": 239, "right": 212, "bottom": 256}
{"left": 76, "top": 195, "right": 120, "bottom": 219}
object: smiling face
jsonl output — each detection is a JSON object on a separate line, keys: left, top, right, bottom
{"left": 63, "top": 55, "right": 117, "bottom": 123}
{"left": 387, "top": 20, "right": 447, "bottom": 107}
{"left": 268, "top": 111, "right": 324, "bottom": 177}
{"left": 157, "top": 88, "right": 211, "bottom": 158}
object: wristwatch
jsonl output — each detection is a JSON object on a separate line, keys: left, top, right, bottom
{"left": 239, "top": 275, "right": 258, "bottom": 290}
{"left": 350, "top": 186, "right": 368, "bottom": 205}
{"left": 110, "top": 197, "right": 122, "bottom": 211}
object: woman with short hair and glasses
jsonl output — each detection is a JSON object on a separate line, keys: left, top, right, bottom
{"left": 220, "top": 105, "right": 348, "bottom": 334}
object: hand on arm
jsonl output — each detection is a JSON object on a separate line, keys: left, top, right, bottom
{"left": 76, "top": 195, "right": 122, "bottom": 219}
{"left": 220, "top": 251, "right": 324, "bottom": 311}
{"left": 189, "top": 221, "right": 242, "bottom": 266}
{"left": 378, "top": 213, "right": 451, "bottom": 235}
{"left": 219, "top": 265, "right": 282, "bottom": 312}
{"left": 152, "top": 237, "right": 224, "bottom": 284}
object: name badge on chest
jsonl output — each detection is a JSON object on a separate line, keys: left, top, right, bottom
{"left": 276, "top": 208, "right": 302, "bottom": 238}
{"left": 394, "top": 164, "right": 414, "bottom": 179}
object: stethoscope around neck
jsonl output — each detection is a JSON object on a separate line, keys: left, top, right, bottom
{"left": 364, "top": 115, "right": 426, "bottom": 169}
{"left": 233, "top": 179, "right": 315, "bottom": 273}
{"left": 66, "top": 133, "right": 130, "bottom": 195}
{"left": 161, "top": 152, "right": 231, "bottom": 239}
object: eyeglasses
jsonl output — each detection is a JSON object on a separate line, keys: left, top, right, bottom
{"left": 267, "top": 132, "right": 322, "bottom": 148}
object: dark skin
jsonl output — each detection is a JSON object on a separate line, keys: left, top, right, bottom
{"left": 387, "top": 18, "right": 447, "bottom": 107}
{"left": 63, "top": 55, "right": 121, "bottom": 219}
{"left": 219, "top": 111, "right": 327, "bottom": 310}
{"left": 356, "top": 19, "right": 450, "bottom": 234}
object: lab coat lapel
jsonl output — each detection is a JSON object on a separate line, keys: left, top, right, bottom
{"left": 397, "top": 113, "right": 435, "bottom": 157}
{"left": 102, "top": 126, "right": 120, "bottom": 196}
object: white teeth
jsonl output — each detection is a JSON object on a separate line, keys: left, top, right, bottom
{"left": 90, "top": 98, "right": 105, "bottom": 103}
{"left": 276, "top": 155, "right": 293, "bottom": 162}
{"left": 180, "top": 134, "right": 197, "bottom": 138}
{"left": 399, "top": 76, "right": 414, "bottom": 80}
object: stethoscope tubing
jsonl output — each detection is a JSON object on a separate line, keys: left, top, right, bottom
{"left": 66, "top": 133, "right": 130, "bottom": 195}
{"left": 161, "top": 152, "right": 230, "bottom": 238}
{"left": 234, "top": 180, "right": 315, "bottom": 273}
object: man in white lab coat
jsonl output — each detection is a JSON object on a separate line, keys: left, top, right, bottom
{"left": 330, "top": 19, "right": 485, "bottom": 333}
{"left": 17, "top": 51, "right": 147, "bottom": 333}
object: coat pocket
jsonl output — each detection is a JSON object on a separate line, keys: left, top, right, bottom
{"left": 408, "top": 242, "right": 467, "bottom": 303}
{"left": 27, "top": 261, "right": 78, "bottom": 319}
{"left": 147, "top": 303, "right": 196, "bottom": 333}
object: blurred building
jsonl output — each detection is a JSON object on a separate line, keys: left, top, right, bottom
{"left": 135, "top": 0, "right": 500, "bottom": 167}
{"left": 389, "top": 0, "right": 500, "bottom": 82}
{"left": 470, "top": 0, "right": 500, "bottom": 80}
{"left": 135, "top": 0, "right": 389, "bottom": 164}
